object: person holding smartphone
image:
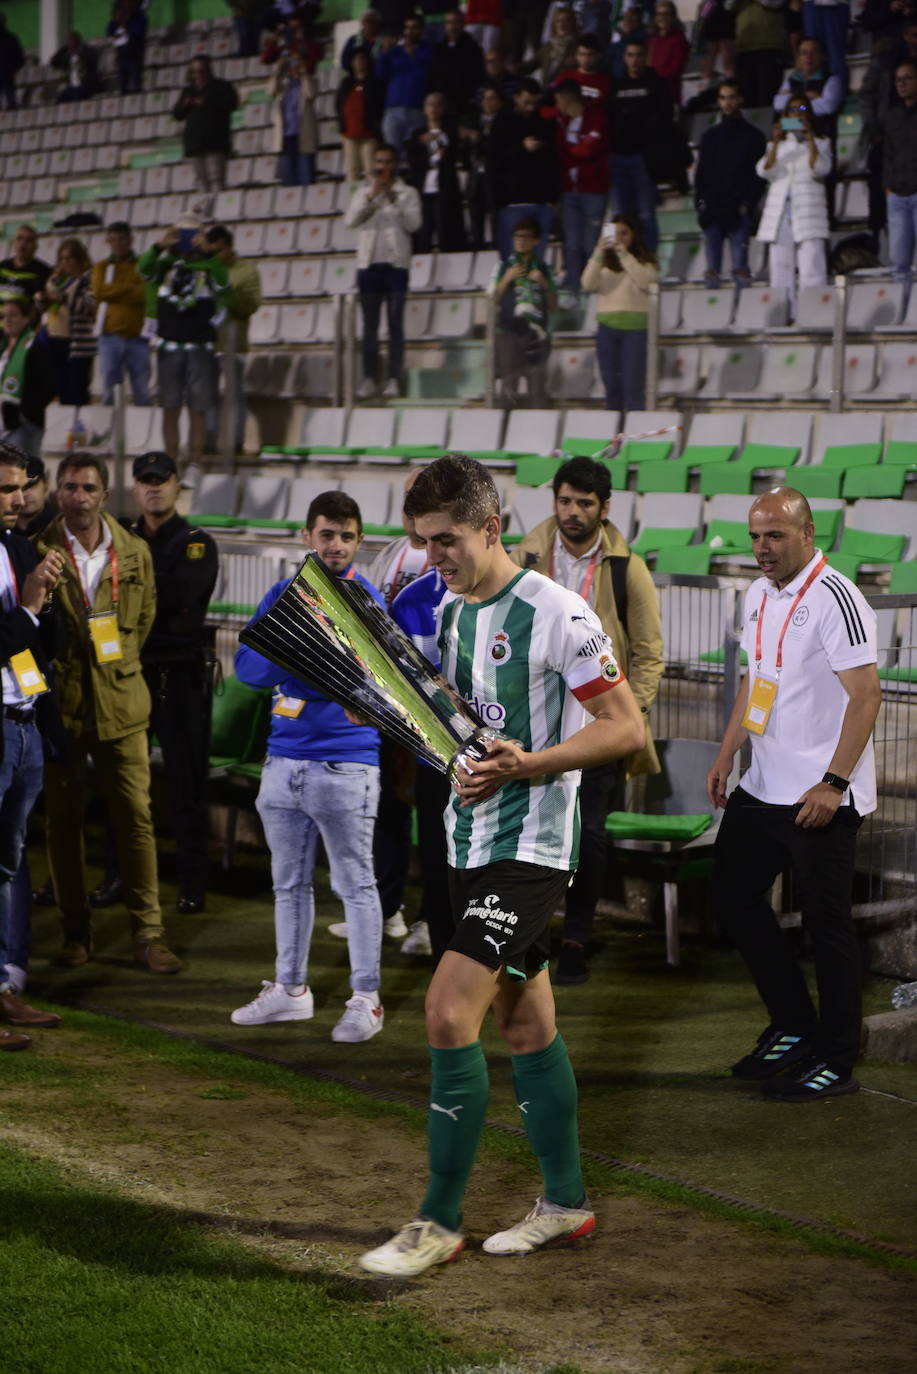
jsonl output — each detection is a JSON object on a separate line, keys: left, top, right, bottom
{"left": 755, "top": 94, "right": 832, "bottom": 307}
{"left": 580, "top": 215, "right": 658, "bottom": 413}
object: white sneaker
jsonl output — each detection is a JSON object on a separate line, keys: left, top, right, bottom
{"left": 384, "top": 908, "right": 408, "bottom": 939}
{"left": 482, "top": 1196, "right": 596, "bottom": 1256}
{"left": 359, "top": 1217, "right": 464, "bottom": 1277}
{"left": 381, "top": 377, "right": 399, "bottom": 398}
{"left": 401, "top": 921, "right": 432, "bottom": 956}
{"left": 230, "top": 981, "right": 315, "bottom": 1026}
{"left": 357, "top": 377, "right": 376, "bottom": 400}
{"left": 328, "top": 922, "right": 348, "bottom": 940}
{"left": 331, "top": 992, "right": 384, "bottom": 1042}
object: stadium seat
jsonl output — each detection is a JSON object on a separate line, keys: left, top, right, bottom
{"left": 346, "top": 407, "right": 397, "bottom": 451}
{"left": 432, "top": 252, "right": 474, "bottom": 290}
{"left": 287, "top": 473, "right": 342, "bottom": 523}
{"left": 409, "top": 254, "right": 434, "bottom": 290}
{"left": 813, "top": 343, "right": 877, "bottom": 400}
{"left": 685, "top": 413, "right": 745, "bottom": 452}
{"left": 658, "top": 288, "right": 683, "bottom": 333}
{"left": 395, "top": 408, "right": 450, "bottom": 452}
{"left": 249, "top": 304, "right": 280, "bottom": 345}
{"left": 675, "top": 286, "right": 735, "bottom": 333}
{"left": 345, "top": 476, "right": 397, "bottom": 529}
{"left": 192, "top": 474, "right": 241, "bottom": 523}
{"left": 504, "top": 409, "right": 561, "bottom": 456}
{"left": 298, "top": 218, "right": 331, "bottom": 252}
{"left": 304, "top": 182, "right": 336, "bottom": 216}
{"left": 312, "top": 302, "right": 337, "bottom": 342}
{"left": 403, "top": 298, "right": 434, "bottom": 339}
{"left": 300, "top": 407, "right": 348, "bottom": 452}
{"left": 868, "top": 344, "right": 917, "bottom": 400}
{"left": 657, "top": 345, "right": 701, "bottom": 396}
{"left": 260, "top": 260, "right": 290, "bottom": 297}
{"left": 559, "top": 410, "right": 622, "bottom": 453}
{"left": 507, "top": 485, "right": 552, "bottom": 535}
{"left": 278, "top": 302, "right": 315, "bottom": 344}
{"left": 239, "top": 476, "right": 290, "bottom": 527}
{"left": 700, "top": 344, "right": 763, "bottom": 400}
{"left": 838, "top": 179, "right": 870, "bottom": 223}
{"left": 814, "top": 413, "right": 884, "bottom": 461}
{"left": 431, "top": 297, "right": 474, "bottom": 337}
{"left": 288, "top": 259, "right": 325, "bottom": 295}
{"left": 826, "top": 498, "right": 917, "bottom": 579}
{"left": 843, "top": 466, "right": 907, "bottom": 499}
{"left": 235, "top": 223, "right": 265, "bottom": 256}
{"left": 448, "top": 408, "right": 505, "bottom": 454}
{"left": 472, "top": 250, "right": 499, "bottom": 289}
{"left": 324, "top": 259, "right": 357, "bottom": 295}
{"left": 846, "top": 280, "right": 904, "bottom": 330}
{"left": 548, "top": 348, "right": 597, "bottom": 400}
{"left": 297, "top": 352, "right": 336, "bottom": 400}
{"left": 264, "top": 221, "right": 296, "bottom": 255}
{"left": 630, "top": 492, "right": 704, "bottom": 557}
{"left": 330, "top": 217, "right": 358, "bottom": 253}
{"left": 635, "top": 461, "right": 690, "bottom": 493}
{"left": 735, "top": 344, "right": 818, "bottom": 399}
{"left": 772, "top": 285, "right": 836, "bottom": 332}
{"left": 274, "top": 185, "right": 306, "bottom": 218}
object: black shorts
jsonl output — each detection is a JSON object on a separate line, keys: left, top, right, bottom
{"left": 446, "top": 859, "right": 572, "bottom": 982}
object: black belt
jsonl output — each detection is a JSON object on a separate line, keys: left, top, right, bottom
{"left": 2, "top": 705, "right": 36, "bottom": 725}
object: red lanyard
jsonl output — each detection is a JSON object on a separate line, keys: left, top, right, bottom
{"left": 343, "top": 566, "right": 355, "bottom": 580}
{"left": 755, "top": 555, "right": 826, "bottom": 676}
{"left": 64, "top": 530, "right": 119, "bottom": 612}
{"left": 550, "top": 542, "right": 602, "bottom": 604}
{"left": 387, "top": 544, "right": 429, "bottom": 604}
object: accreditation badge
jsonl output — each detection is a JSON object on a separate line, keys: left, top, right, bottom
{"left": 88, "top": 613, "right": 123, "bottom": 664}
{"left": 272, "top": 695, "right": 305, "bottom": 718}
{"left": 742, "top": 674, "right": 778, "bottom": 736}
{"left": 9, "top": 649, "right": 49, "bottom": 697}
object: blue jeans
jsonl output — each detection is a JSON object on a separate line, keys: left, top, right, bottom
{"left": 802, "top": 3, "right": 849, "bottom": 94}
{"left": 596, "top": 322, "right": 647, "bottom": 412}
{"left": 98, "top": 332, "right": 151, "bottom": 405}
{"left": 256, "top": 755, "right": 382, "bottom": 992}
{"left": 562, "top": 191, "right": 607, "bottom": 289}
{"left": 357, "top": 263, "right": 408, "bottom": 382}
{"left": 703, "top": 216, "right": 752, "bottom": 280}
{"left": 381, "top": 106, "right": 425, "bottom": 157}
{"left": 0, "top": 718, "right": 44, "bottom": 979}
{"left": 887, "top": 191, "right": 917, "bottom": 287}
{"left": 608, "top": 153, "right": 658, "bottom": 251}
{"left": 497, "top": 204, "right": 552, "bottom": 263}
{"left": 277, "top": 136, "right": 315, "bottom": 187}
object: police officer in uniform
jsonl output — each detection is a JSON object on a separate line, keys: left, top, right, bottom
{"left": 131, "top": 452, "right": 218, "bottom": 913}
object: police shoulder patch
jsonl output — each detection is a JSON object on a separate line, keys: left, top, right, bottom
{"left": 186, "top": 542, "right": 206, "bottom": 560}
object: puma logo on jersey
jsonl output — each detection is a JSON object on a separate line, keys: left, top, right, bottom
{"left": 431, "top": 1102, "right": 463, "bottom": 1122}
{"left": 518, "top": 1101, "right": 530, "bottom": 1114}
{"left": 484, "top": 934, "right": 507, "bottom": 955}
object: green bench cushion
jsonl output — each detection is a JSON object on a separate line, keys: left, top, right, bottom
{"left": 884, "top": 440, "right": 917, "bottom": 467}
{"left": 630, "top": 526, "right": 695, "bottom": 557}
{"left": 605, "top": 812, "right": 713, "bottom": 841}
{"left": 821, "top": 442, "right": 883, "bottom": 469}
{"left": 735, "top": 442, "right": 799, "bottom": 470}
{"left": 679, "top": 444, "right": 736, "bottom": 467}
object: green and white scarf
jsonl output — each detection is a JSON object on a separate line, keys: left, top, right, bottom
{"left": 0, "top": 328, "right": 34, "bottom": 402}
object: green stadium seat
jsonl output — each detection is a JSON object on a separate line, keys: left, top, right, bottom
{"left": 563, "top": 436, "right": 612, "bottom": 457}
{"left": 733, "top": 441, "right": 799, "bottom": 471}
{"left": 813, "top": 506, "right": 843, "bottom": 548}
{"left": 678, "top": 444, "right": 736, "bottom": 467}
{"left": 514, "top": 455, "right": 560, "bottom": 487}
{"left": 634, "top": 461, "right": 690, "bottom": 494}
{"left": 208, "top": 675, "right": 272, "bottom": 772}
{"left": 630, "top": 526, "right": 695, "bottom": 558}
{"left": 889, "top": 561, "right": 917, "bottom": 594}
{"left": 618, "top": 439, "right": 673, "bottom": 464}
{"left": 790, "top": 467, "right": 844, "bottom": 498}
{"left": 699, "top": 465, "right": 754, "bottom": 495}
{"left": 821, "top": 442, "right": 883, "bottom": 470}
{"left": 606, "top": 812, "right": 712, "bottom": 841}
{"left": 828, "top": 525, "right": 907, "bottom": 580}
{"left": 843, "top": 466, "right": 907, "bottom": 499}
{"left": 654, "top": 545, "right": 714, "bottom": 574}
{"left": 705, "top": 518, "right": 752, "bottom": 554}
{"left": 884, "top": 440, "right": 917, "bottom": 468}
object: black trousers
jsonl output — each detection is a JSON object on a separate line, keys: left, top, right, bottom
{"left": 711, "top": 786, "right": 863, "bottom": 1071}
{"left": 564, "top": 760, "right": 623, "bottom": 945}
{"left": 372, "top": 738, "right": 413, "bottom": 920}
{"left": 145, "top": 662, "right": 212, "bottom": 901}
{"left": 415, "top": 764, "right": 451, "bottom": 962}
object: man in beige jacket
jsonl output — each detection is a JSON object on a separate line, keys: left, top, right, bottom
{"left": 511, "top": 455, "right": 664, "bottom": 984}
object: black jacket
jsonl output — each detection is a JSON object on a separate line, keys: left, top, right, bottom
{"left": 882, "top": 102, "right": 917, "bottom": 195}
{"left": 609, "top": 68, "right": 673, "bottom": 157}
{"left": 695, "top": 115, "right": 767, "bottom": 225}
{"left": 129, "top": 514, "right": 218, "bottom": 664}
{"left": 0, "top": 528, "right": 65, "bottom": 764}
{"left": 487, "top": 108, "right": 560, "bottom": 209}
{"left": 0, "top": 331, "right": 56, "bottom": 432}
{"left": 427, "top": 32, "right": 485, "bottom": 118}
{"left": 335, "top": 73, "right": 386, "bottom": 135}
{"left": 173, "top": 77, "right": 239, "bottom": 157}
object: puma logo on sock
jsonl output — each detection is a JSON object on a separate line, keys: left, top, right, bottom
{"left": 430, "top": 1102, "right": 464, "bottom": 1122}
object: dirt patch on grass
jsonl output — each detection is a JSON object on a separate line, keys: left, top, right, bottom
{"left": 3, "top": 1027, "right": 915, "bottom": 1374}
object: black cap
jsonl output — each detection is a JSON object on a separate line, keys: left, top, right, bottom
{"left": 132, "top": 451, "right": 177, "bottom": 481}
{"left": 24, "top": 455, "right": 46, "bottom": 483}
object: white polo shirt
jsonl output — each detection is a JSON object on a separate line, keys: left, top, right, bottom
{"left": 739, "top": 549, "right": 878, "bottom": 815}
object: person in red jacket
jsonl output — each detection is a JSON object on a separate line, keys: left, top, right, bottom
{"left": 647, "top": 1, "right": 690, "bottom": 105}
{"left": 555, "top": 77, "right": 609, "bottom": 289}
{"left": 465, "top": 0, "right": 504, "bottom": 57}
{"left": 551, "top": 33, "right": 610, "bottom": 110}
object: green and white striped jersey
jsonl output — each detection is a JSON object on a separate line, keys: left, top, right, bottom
{"left": 438, "top": 569, "right": 623, "bottom": 871}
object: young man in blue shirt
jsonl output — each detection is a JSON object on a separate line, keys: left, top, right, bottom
{"left": 233, "top": 491, "right": 386, "bottom": 1044}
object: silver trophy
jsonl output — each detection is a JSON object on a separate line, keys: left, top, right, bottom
{"left": 239, "top": 552, "right": 498, "bottom": 777}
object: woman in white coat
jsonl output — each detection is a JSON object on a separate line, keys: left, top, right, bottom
{"left": 755, "top": 94, "right": 832, "bottom": 304}
{"left": 268, "top": 53, "right": 317, "bottom": 187}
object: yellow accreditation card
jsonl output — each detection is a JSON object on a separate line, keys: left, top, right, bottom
{"left": 272, "top": 696, "right": 305, "bottom": 718}
{"left": 87, "top": 613, "right": 123, "bottom": 664}
{"left": 742, "top": 674, "right": 778, "bottom": 736}
{"left": 9, "top": 649, "right": 49, "bottom": 697}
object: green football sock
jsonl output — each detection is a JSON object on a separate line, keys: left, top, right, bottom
{"left": 511, "top": 1032, "right": 585, "bottom": 1209}
{"left": 420, "top": 1041, "right": 489, "bottom": 1233}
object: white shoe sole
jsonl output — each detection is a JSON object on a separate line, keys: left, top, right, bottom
{"left": 230, "top": 1007, "right": 314, "bottom": 1025}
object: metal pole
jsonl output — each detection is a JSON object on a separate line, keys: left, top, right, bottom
{"left": 333, "top": 293, "right": 345, "bottom": 408}
{"left": 830, "top": 273, "right": 846, "bottom": 414}
{"left": 218, "top": 321, "right": 238, "bottom": 471}
{"left": 484, "top": 291, "right": 496, "bottom": 409}
{"left": 343, "top": 292, "right": 355, "bottom": 411}
{"left": 645, "top": 280, "right": 660, "bottom": 408}
{"left": 112, "top": 380, "right": 126, "bottom": 518}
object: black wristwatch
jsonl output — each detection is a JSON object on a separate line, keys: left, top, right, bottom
{"left": 822, "top": 772, "right": 850, "bottom": 792}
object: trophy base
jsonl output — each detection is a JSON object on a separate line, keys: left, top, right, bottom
{"left": 449, "top": 730, "right": 520, "bottom": 784}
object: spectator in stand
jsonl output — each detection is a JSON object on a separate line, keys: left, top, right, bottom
{"left": 0, "top": 227, "right": 52, "bottom": 304}
{"left": 91, "top": 221, "right": 150, "bottom": 407}
{"left": 466, "top": 0, "right": 505, "bottom": 56}
{"left": 861, "top": 22, "right": 917, "bottom": 234}
{"left": 268, "top": 50, "right": 317, "bottom": 186}
{"left": 482, "top": 46, "right": 520, "bottom": 101}
{"left": 229, "top": 0, "right": 267, "bottom": 58}
{"left": 429, "top": 10, "right": 486, "bottom": 118}
{"left": 260, "top": 13, "right": 323, "bottom": 72}
{"left": 173, "top": 56, "right": 239, "bottom": 201}
{"left": 733, "top": 0, "right": 788, "bottom": 110}
{"left": 551, "top": 33, "right": 610, "bottom": 108}
{"left": 802, "top": 0, "right": 848, "bottom": 94}
{"left": 460, "top": 81, "right": 505, "bottom": 248}
{"left": 341, "top": 10, "right": 383, "bottom": 73}
{"left": 860, "top": 0, "right": 917, "bottom": 42}
{"left": 647, "top": 1, "right": 690, "bottom": 104}
{"left": 607, "top": 7, "right": 648, "bottom": 83}
{"left": 883, "top": 60, "right": 917, "bottom": 286}
{"left": 44, "top": 239, "right": 96, "bottom": 409}
{"left": 406, "top": 92, "right": 469, "bottom": 251}
{"left": 695, "top": 79, "right": 767, "bottom": 285}
{"left": 490, "top": 214, "right": 558, "bottom": 408}
{"left": 698, "top": 0, "right": 736, "bottom": 83}
{"left": 523, "top": 5, "right": 580, "bottom": 83}
{"left": 555, "top": 78, "right": 609, "bottom": 289}
{"left": 16, "top": 457, "right": 55, "bottom": 539}
{"left": 581, "top": 215, "right": 657, "bottom": 411}
{"left": 138, "top": 219, "right": 230, "bottom": 477}
{"left": 37, "top": 455, "right": 182, "bottom": 975}
{"left": 51, "top": 31, "right": 102, "bottom": 104}
{"left": 756, "top": 94, "right": 832, "bottom": 304}
{"left": 107, "top": 0, "right": 147, "bottom": 95}
{"left": 507, "top": 0, "right": 551, "bottom": 63}
{"left": 205, "top": 225, "right": 262, "bottom": 454}
{"left": 376, "top": 15, "right": 434, "bottom": 157}
{"left": 489, "top": 77, "right": 561, "bottom": 259}
{"left": 338, "top": 50, "right": 384, "bottom": 183}
{"left": 0, "top": 15, "right": 25, "bottom": 110}
{"left": 773, "top": 36, "right": 842, "bottom": 135}
{"left": 608, "top": 41, "right": 673, "bottom": 251}
{"left": 0, "top": 302, "right": 55, "bottom": 458}
{"left": 344, "top": 144, "right": 422, "bottom": 399}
